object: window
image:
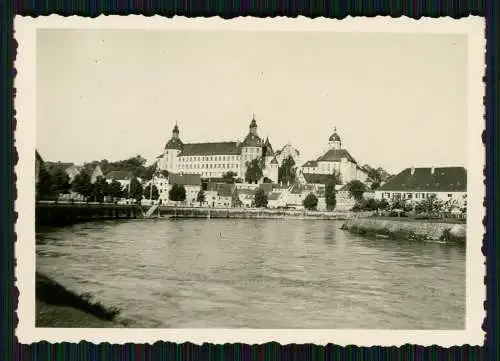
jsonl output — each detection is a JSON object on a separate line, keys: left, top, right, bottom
{"left": 448, "top": 194, "right": 452, "bottom": 197}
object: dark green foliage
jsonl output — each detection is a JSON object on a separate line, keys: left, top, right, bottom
{"left": 143, "top": 184, "right": 159, "bottom": 200}
{"left": 303, "top": 193, "right": 318, "bottom": 210}
{"left": 71, "top": 172, "right": 93, "bottom": 200}
{"left": 278, "top": 155, "right": 296, "bottom": 186}
{"left": 222, "top": 171, "right": 237, "bottom": 183}
{"left": 196, "top": 190, "right": 206, "bottom": 205}
{"left": 36, "top": 164, "right": 54, "bottom": 199}
{"left": 345, "top": 180, "right": 366, "bottom": 201}
{"left": 129, "top": 177, "right": 143, "bottom": 202}
{"left": 169, "top": 184, "right": 186, "bottom": 202}
{"left": 91, "top": 176, "right": 109, "bottom": 202}
{"left": 325, "top": 181, "right": 337, "bottom": 211}
{"left": 254, "top": 188, "right": 268, "bottom": 208}
{"left": 50, "top": 167, "right": 71, "bottom": 196}
{"left": 108, "top": 180, "right": 123, "bottom": 199}
{"left": 245, "top": 158, "right": 264, "bottom": 184}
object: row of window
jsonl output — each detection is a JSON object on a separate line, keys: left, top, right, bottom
{"left": 177, "top": 171, "right": 240, "bottom": 177}
{"left": 178, "top": 163, "right": 239, "bottom": 170}
{"left": 179, "top": 155, "right": 239, "bottom": 162}
{"left": 381, "top": 192, "right": 455, "bottom": 199}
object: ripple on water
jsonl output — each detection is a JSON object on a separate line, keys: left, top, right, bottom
{"left": 36, "top": 219, "right": 466, "bottom": 329}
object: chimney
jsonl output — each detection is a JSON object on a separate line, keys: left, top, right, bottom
{"left": 431, "top": 167, "right": 435, "bottom": 175}
{"left": 410, "top": 166, "right": 415, "bottom": 175}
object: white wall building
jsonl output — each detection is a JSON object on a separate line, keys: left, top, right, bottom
{"left": 300, "top": 127, "right": 368, "bottom": 185}
{"left": 374, "top": 166, "right": 467, "bottom": 206}
{"left": 156, "top": 116, "right": 279, "bottom": 184}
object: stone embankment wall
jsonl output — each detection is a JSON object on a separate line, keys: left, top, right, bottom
{"left": 36, "top": 203, "right": 141, "bottom": 226}
{"left": 341, "top": 217, "right": 466, "bottom": 244}
{"left": 159, "top": 207, "right": 371, "bottom": 220}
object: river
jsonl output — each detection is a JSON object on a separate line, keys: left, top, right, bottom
{"left": 36, "top": 218, "right": 465, "bottom": 329}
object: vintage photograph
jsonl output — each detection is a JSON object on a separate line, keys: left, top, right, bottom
{"left": 15, "top": 16, "right": 485, "bottom": 345}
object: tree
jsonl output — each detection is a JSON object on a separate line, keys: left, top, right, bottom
{"left": 303, "top": 193, "right": 318, "bottom": 210}
{"left": 329, "top": 169, "right": 342, "bottom": 185}
{"left": 371, "top": 182, "right": 381, "bottom": 190}
{"left": 50, "top": 167, "right": 71, "bottom": 197}
{"left": 196, "top": 190, "right": 206, "bottom": 206}
{"left": 245, "top": 157, "right": 264, "bottom": 184}
{"left": 254, "top": 188, "right": 268, "bottom": 208}
{"left": 129, "top": 177, "right": 143, "bottom": 202}
{"left": 325, "top": 181, "right": 337, "bottom": 211}
{"left": 71, "top": 172, "right": 93, "bottom": 200}
{"left": 414, "top": 194, "right": 443, "bottom": 217}
{"left": 108, "top": 179, "right": 123, "bottom": 200}
{"left": 36, "top": 164, "right": 54, "bottom": 199}
{"left": 169, "top": 184, "right": 186, "bottom": 202}
{"left": 139, "top": 164, "right": 157, "bottom": 181}
{"left": 367, "top": 168, "right": 382, "bottom": 184}
{"left": 345, "top": 180, "right": 366, "bottom": 201}
{"left": 222, "top": 171, "right": 237, "bottom": 184}
{"left": 278, "top": 155, "right": 296, "bottom": 186}
{"left": 160, "top": 170, "right": 169, "bottom": 178}
{"left": 143, "top": 184, "right": 159, "bottom": 200}
{"left": 91, "top": 176, "right": 109, "bottom": 202}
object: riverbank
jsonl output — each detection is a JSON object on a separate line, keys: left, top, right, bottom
{"left": 341, "top": 217, "right": 466, "bottom": 243}
{"left": 35, "top": 272, "right": 121, "bottom": 327}
{"left": 36, "top": 202, "right": 372, "bottom": 226}
{"left": 159, "top": 206, "right": 371, "bottom": 220}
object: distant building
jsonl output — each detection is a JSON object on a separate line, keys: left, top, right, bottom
{"left": 156, "top": 115, "right": 280, "bottom": 183}
{"left": 161, "top": 173, "right": 202, "bottom": 206}
{"left": 105, "top": 171, "right": 136, "bottom": 189}
{"left": 374, "top": 166, "right": 467, "bottom": 205}
{"left": 275, "top": 143, "right": 301, "bottom": 167}
{"left": 35, "top": 150, "right": 44, "bottom": 186}
{"left": 300, "top": 127, "right": 368, "bottom": 185}
{"left": 205, "top": 182, "right": 238, "bottom": 208}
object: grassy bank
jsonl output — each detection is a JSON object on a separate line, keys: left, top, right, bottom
{"left": 341, "top": 217, "right": 466, "bottom": 244}
{"left": 36, "top": 272, "right": 121, "bottom": 327}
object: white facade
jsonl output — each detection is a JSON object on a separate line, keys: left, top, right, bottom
{"left": 300, "top": 128, "right": 367, "bottom": 185}
{"left": 157, "top": 117, "right": 279, "bottom": 184}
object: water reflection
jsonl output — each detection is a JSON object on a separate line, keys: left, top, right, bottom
{"left": 36, "top": 219, "right": 465, "bottom": 329}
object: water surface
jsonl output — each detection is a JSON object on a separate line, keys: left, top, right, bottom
{"left": 36, "top": 218, "right": 465, "bottom": 329}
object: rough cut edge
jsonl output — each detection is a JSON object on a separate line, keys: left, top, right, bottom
{"left": 11, "top": 15, "right": 487, "bottom": 349}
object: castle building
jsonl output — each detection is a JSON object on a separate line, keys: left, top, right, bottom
{"left": 300, "top": 127, "right": 368, "bottom": 185}
{"left": 157, "top": 116, "right": 279, "bottom": 183}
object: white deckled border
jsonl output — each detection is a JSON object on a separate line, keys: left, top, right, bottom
{"left": 14, "top": 15, "right": 485, "bottom": 346}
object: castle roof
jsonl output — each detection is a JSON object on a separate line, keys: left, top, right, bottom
{"left": 270, "top": 157, "right": 279, "bottom": 165}
{"left": 263, "top": 137, "right": 275, "bottom": 157}
{"left": 241, "top": 133, "right": 263, "bottom": 147}
{"left": 329, "top": 132, "right": 341, "bottom": 142}
{"left": 378, "top": 167, "right": 467, "bottom": 193}
{"left": 179, "top": 142, "right": 240, "bottom": 156}
{"left": 316, "top": 149, "right": 356, "bottom": 163}
{"left": 164, "top": 138, "right": 184, "bottom": 150}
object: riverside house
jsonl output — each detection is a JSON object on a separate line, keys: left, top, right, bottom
{"left": 374, "top": 166, "right": 467, "bottom": 206}
{"left": 162, "top": 173, "right": 202, "bottom": 206}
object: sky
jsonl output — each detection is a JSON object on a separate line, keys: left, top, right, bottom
{"left": 36, "top": 29, "right": 468, "bottom": 174}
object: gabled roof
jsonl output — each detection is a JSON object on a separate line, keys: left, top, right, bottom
{"left": 258, "top": 183, "right": 273, "bottom": 194}
{"left": 316, "top": 149, "right": 356, "bottom": 163}
{"left": 302, "top": 160, "right": 318, "bottom": 167}
{"left": 263, "top": 138, "right": 275, "bottom": 157}
{"left": 378, "top": 167, "right": 467, "bottom": 192}
{"left": 206, "top": 182, "right": 235, "bottom": 197}
{"left": 169, "top": 173, "right": 202, "bottom": 186}
{"left": 106, "top": 170, "right": 134, "bottom": 180}
{"left": 179, "top": 142, "right": 240, "bottom": 156}
{"left": 165, "top": 138, "right": 184, "bottom": 150}
{"left": 302, "top": 173, "right": 336, "bottom": 185}
{"left": 268, "top": 192, "right": 282, "bottom": 201}
{"left": 270, "top": 157, "right": 279, "bottom": 165}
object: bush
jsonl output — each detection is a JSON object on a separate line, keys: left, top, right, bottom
{"left": 303, "top": 193, "right": 318, "bottom": 210}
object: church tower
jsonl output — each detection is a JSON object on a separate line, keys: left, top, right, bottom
{"left": 328, "top": 127, "right": 342, "bottom": 150}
